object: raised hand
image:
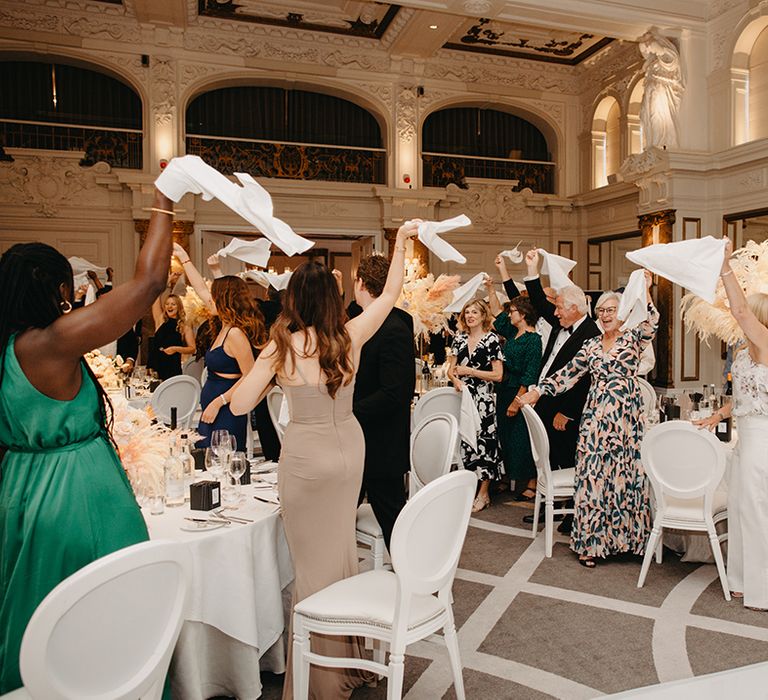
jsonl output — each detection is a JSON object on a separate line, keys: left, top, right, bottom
{"left": 525, "top": 249, "right": 540, "bottom": 274}
{"left": 172, "top": 242, "right": 189, "bottom": 263}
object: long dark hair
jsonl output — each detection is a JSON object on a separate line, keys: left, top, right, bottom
{"left": 267, "top": 261, "right": 352, "bottom": 398}
{"left": 210, "top": 276, "right": 266, "bottom": 349}
{"left": 0, "top": 243, "right": 114, "bottom": 445}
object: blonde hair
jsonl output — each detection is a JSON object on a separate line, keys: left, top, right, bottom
{"left": 458, "top": 299, "right": 493, "bottom": 333}
{"left": 747, "top": 292, "right": 768, "bottom": 327}
{"left": 164, "top": 293, "right": 187, "bottom": 334}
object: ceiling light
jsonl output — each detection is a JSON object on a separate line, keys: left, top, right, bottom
{"left": 429, "top": 24, "right": 438, "bottom": 30}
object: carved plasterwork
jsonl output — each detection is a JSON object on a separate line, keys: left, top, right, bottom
{"left": 619, "top": 147, "right": 667, "bottom": 181}
{"left": 446, "top": 183, "right": 534, "bottom": 233}
{"left": 0, "top": 7, "right": 59, "bottom": 31}
{"left": 61, "top": 15, "right": 142, "bottom": 43}
{"left": 709, "top": 0, "right": 744, "bottom": 19}
{"left": 0, "top": 155, "right": 112, "bottom": 217}
{"left": 711, "top": 29, "right": 730, "bottom": 71}
{"left": 322, "top": 49, "right": 388, "bottom": 72}
{"left": 738, "top": 169, "right": 765, "bottom": 191}
{"left": 358, "top": 82, "right": 394, "bottom": 112}
{"left": 379, "top": 5, "right": 415, "bottom": 49}
{"left": 527, "top": 100, "right": 565, "bottom": 127}
{"left": 396, "top": 86, "right": 417, "bottom": 143}
{"left": 151, "top": 55, "right": 176, "bottom": 127}
{"left": 99, "top": 51, "right": 147, "bottom": 87}
{"left": 179, "top": 62, "right": 223, "bottom": 94}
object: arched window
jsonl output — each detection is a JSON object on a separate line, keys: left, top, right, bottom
{"left": 0, "top": 59, "right": 143, "bottom": 168}
{"left": 591, "top": 96, "right": 621, "bottom": 188}
{"left": 627, "top": 79, "right": 644, "bottom": 154}
{"left": 420, "top": 107, "right": 554, "bottom": 193}
{"left": 749, "top": 25, "right": 768, "bottom": 141}
{"left": 185, "top": 86, "right": 385, "bottom": 184}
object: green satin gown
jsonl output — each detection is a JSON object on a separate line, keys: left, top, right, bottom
{"left": 0, "top": 334, "right": 149, "bottom": 693}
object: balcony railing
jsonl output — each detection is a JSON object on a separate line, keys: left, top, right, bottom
{"left": 0, "top": 119, "right": 143, "bottom": 169}
{"left": 422, "top": 152, "right": 555, "bottom": 193}
{"left": 186, "top": 134, "right": 386, "bottom": 184}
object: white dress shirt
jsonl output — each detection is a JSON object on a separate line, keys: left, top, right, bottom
{"left": 539, "top": 315, "right": 587, "bottom": 383}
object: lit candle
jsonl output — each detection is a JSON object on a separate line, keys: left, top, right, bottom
{"left": 651, "top": 224, "right": 660, "bottom": 245}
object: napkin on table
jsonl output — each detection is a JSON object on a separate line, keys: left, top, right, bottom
{"left": 155, "top": 155, "right": 314, "bottom": 256}
{"left": 626, "top": 236, "right": 726, "bottom": 304}
{"left": 410, "top": 215, "right": 471, "bottom": 264}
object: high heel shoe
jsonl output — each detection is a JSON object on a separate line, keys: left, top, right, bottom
{"left": 472, "top": 495, "right": 491, "bottom": 513}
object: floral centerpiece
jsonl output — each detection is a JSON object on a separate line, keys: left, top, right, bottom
{"left": 681, "top": 239, "right": 768, "bottom": 345}
{"left": 85, "top": 349, "right": 124, "bottom": 389}
{"left": 397, "top": 272, "right": 461, "bottom": 341}
{"left": 181, "top": 284, "right": 212, "bottom": 330}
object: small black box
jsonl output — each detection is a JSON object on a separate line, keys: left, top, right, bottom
{"left": 191, "top": 448, "right": 206, "bottom": 470}
{"left": 240, "top": 469, "right": 251, "bottom": 486}
{"left": 190, "top": 480, "right": 221, "bottom": 511}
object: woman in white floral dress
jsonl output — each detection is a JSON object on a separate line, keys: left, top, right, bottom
{"left": 519, "top": 273, "right": 657, "bottom": 567}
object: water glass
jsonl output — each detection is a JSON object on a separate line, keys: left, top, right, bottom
{"left": 227, "top": 452, "right": 247, "bottom": 507}
{"left": 211, "top": 430, "right": 231, "bottom": 460}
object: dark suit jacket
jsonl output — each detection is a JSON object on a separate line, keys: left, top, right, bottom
{"left": 525, "top": 276, "right": 600, "bottom": 468}
{"left": 352, "top": 307, "right": 416, "bottom": 479}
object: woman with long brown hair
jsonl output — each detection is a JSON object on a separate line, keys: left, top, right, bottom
{"left": 173, "top": 244, "right": 266, "bottom": 451}
{"left": 231, "top": 221, "right": 418, "bottom": 700}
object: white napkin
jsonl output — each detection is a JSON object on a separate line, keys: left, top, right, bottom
{"left": 459, "top": 385, "right": 481, "bottom": 452}
{"left": 242, "top": 270, "right": 293, "bottom": 291}
{"left": 626, "top": 236, "right": 726, "bottom": 304}
{"left": 155, "top": 156, "right": 314, "bottom": 256}
{"left": 617, "top": 269, "right": 648, "bottom": 331}
{"left": 217, "top": 237, "right": 272, "bottom": 268}
{"left": 500, "top": 243, "right": 524, "bottom": 264}
{"left": 84, "top": 284, "right": 97, "bottom": 306}
{"left": 69, "top": 256, "right": 108, "bottom": 285}
{"left": 538, "top": 248, "right": 577, "bottom": 291}
{"left": 411, "top": 215, "right": 471, "bottom": 264}
{"left": 444, "top": 272, "right": 488, "bottom": 313}
{"left": 278, "top": 395, "right": 290, "bottom": 428}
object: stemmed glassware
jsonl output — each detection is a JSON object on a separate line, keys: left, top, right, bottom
{"left": 227, "top": 452, "right": 247, "bottom": 507}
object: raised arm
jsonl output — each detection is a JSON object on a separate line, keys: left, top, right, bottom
{"left": 720, "top": 236, "right": 768, "bottom": 356}
{"left": 173, "top": 243, "right": 215, "bottom": 314}
{"left": 346, "top": 220, "right": 419, "bottom": 348}
{"left": 485, "top": 274, "right": 503, "bottom": 317}
{"left": 21, "top": 189, "right": 173, "bottom": 362}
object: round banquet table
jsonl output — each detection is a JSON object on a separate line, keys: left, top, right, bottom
{"left": 142, "top": 472, "right": 293, "bottom": 700}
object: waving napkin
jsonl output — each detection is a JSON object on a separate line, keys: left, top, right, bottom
{"left": 444, "top": 272, "right": 488, "bottom": 313}
{"left": 69, "top": 256, "right": 108, "bottom": 288}
{"left": 538, "top": 249, "right": 577, "bottom": 290}
{"left": 500, "top": 243, "right": 524, "bottom": 264}
{"left": 242, "top": 269, "right": 293, "bottom": 291}
{"left": 459, "top": 385, "right": 481, "bottom": 452}
{"left": 155, "top": 156, "right": 314, "bottom": 256}
{"left": 626, "top": 236, "right": 726, "bottom": 304}
{"left": 411, "top": 215, "right": 471, "bottom": 264}
{"left": 217, "top": 237, "right": 272, "bottom": 268}
{"left": 617, "top": 269, "right": 649, "bottom": 331}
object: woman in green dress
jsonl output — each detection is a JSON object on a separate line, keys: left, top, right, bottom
{"left": 0, "top": 188, "right": 174, "bottom": 693}
{"left": 486, "top": 277, "right": 542, "bottom": 498}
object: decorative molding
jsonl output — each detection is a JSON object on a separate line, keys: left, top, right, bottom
{"left": 396, "top": 85, "right": 417, "bottom": 143}
{"left": 738, "top": 169, "right": 765, "bottom": 191}
{"left": 0, "top": 153, "right": 112, "bottom": 217}
{"left": 711, "top": 29, "right": 730, "bottom": 71}
{"left": 445, "top": 182, "right": 534, "bottom": 233}
{"left": 527, "top": 99, "right": 565, "bottom": 126}
{"left": 151, "top": 55, "right": 176, "bottom": 127}
{"left": 357, "top": 82, "right": 394, "bottom": 112}
{"left": 619, "top": 147, "right": 667, "bottom": 180}
{"left": 98, "top": 51, "right": 147, "bottom": 86}
{"left": 179, "top": 61, "right": 223, "bottom": 94}
{"left": 61, "top": 15, "right": 142, "bottom": 43}
{"left": 709, "top": 0, "right": 744, "bottom": 19}
{"left": 379, "top": 5, "right": 415, "bottom": 49}
{"left": 0, "top": 7, "right": 60, "bottom": 31}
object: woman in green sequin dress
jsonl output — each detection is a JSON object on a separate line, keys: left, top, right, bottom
{"left": 0, "top": 189, "right": 173, "bottom": 693}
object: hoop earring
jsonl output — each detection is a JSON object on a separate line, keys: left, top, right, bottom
{"left": 60, "top": 300, "right": 72, "bottom": 314}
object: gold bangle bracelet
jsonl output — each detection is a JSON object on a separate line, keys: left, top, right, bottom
{"left": 150, "top": 207, "right": 174, "bottom": 216}
{"left": 181, "top": 259, "right": 192, "bottom": 265}
{"left": 721, "top": 269, "right": 734, "bottom": 277}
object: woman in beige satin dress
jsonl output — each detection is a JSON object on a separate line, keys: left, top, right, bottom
{"left": 232, "top": 221, "right": 419, "bottom": 700}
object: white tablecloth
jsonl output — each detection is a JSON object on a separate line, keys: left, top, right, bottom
{"left": 142, "top": 474, "right": 294, "bottom": 698}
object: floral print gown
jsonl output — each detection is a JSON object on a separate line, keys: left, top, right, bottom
{"left": 451, "top": 331, "right": 503, "bottom": 481}
{"left": 538, "top": 305, "right": 659, "bottom": 558}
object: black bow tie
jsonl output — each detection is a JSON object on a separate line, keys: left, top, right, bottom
{"left": 563, "top": 326, "right": 573, "bottom": 335}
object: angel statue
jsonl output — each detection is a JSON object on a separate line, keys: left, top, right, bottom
{"left": 638, "top": 28, "right": 684, "bottom": 150}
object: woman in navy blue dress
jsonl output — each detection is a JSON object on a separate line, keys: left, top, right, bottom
{"left": 173, "top": 245, "right": 266, "bottom": 451}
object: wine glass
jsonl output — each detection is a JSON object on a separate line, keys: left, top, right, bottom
{"left": 204, "top": 446, "right": 225, "bottom": 483}
{"left": 227, "top": 452, "right": 247, "bottom": 507}
{"left": 211, "top": 430, "right": 231, "bottom": 460}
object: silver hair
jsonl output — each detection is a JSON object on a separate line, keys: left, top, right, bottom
{"left": 595, "top": 290, "right": 622, "bottom": 311}
{"left": 558, "top": 285, "right": 589, "bottom": 315}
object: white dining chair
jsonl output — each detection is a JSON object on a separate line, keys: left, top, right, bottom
{"left": 637, "top": 420, "right": 730, "bottom": 599}
{"left": 637, "top": 377, "right": 657, "bottom": 422}
{"left": 356, "top": 413, "right": 458, "bottom": 570}
{"left": 150, "top": 375, "right": 201, "bottom": 428}
{"left": 412, "top": 387, "right": 463, "bottom": 466}
{"left": 293, "top": 470, "right": 476, "bottom": 700}
{"left": 521, "top": 405, "right": 575, "bottom": 557}
{"left": 5, "top": 541, "right": 191, "bottom": 700}
{"left": 266, "top": 386, "right": 286, "bottom": 444}
{"left": 182, "top": 357, "right": 204, "bottom": 384}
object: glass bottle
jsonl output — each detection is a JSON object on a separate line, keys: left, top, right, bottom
{"left": 178, "top": 433, "right": 195, "bottom": 500}
{"left": 421, "top": 361, "right": 431, "bottom": 393}
{"left": 716, "top": 395, "right": 733, "bottom": 443}
{"left": 164, "top": 442, "right": 185, "bottom": 508}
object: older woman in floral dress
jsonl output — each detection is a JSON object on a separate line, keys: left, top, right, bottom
{"left": 518, "top": 272, "right": 657, "bottom": 567}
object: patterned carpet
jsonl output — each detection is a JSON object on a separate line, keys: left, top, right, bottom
{"left": 257, "top": 491, "right": 768, "bottom": 699}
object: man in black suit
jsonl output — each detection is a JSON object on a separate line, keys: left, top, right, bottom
{"left": 350, "top": 254, "right": 416, "bottom": 551}
{"left": 517, "top": 249, "right": 600, "bottom": 531}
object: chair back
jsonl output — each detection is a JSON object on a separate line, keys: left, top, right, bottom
{"left": 150, "top": 375, "right": 200, "bottom": 428}
{"left": 521, "top": 405, "right": 554, "bottom": 491}
{"left": 267, "top": 386, "right": 286, "bottom": 444}
{"left": 390, "top": 470, "right": 476, "bottom": 597}
{"left": 182, "top": 357, "right": 204, "bottom": 384}
{"left": 409, "top": 413, "right": 458, "bottom": 498}
{"left": 412, "top": 387, "right": 461, "bottom": 428}
{"left": 19, "top": 541, "right": 191, "bottom": 700}
{"left": 641, "top": 420, "right": 726, "bottom": 507}
{"left": 637, "top": 377, "right": 656, "bottom": 420}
